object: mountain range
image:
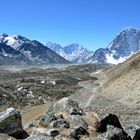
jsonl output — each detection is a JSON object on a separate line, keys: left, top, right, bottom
{"left": 0, "top": 34, "right": 69, "bottom": 65}
{"left": 47, "top": 28, "right": 140, "bottom": 64}
{"left": 88, "top": 28, "right": 140, "bottom": 64}
{"left": 0, "top": 27, "right": 140, "bottom": 65}
{"left": 46, "top": 42, "right": 94, "bottom": 63}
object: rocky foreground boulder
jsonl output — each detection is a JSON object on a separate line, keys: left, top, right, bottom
{"left": 96, "top": 114, "right": 140, "bottom": 140}
{"left": 0, "top": 107, "right": 28, "bottom": 139}
{"left": 96, "top": 113, "right": 123, "bottom": 133}
{"left": 47, "top": 97, "right": 85, "bottom": 116}
{"left": 37, "top": 97, "right": 99, "bottom": 139}
{"left": 39, "top": 97, "right": 88, "bottom": 129}
{"left": 100, "top": 125, "right": 132, "bottom": 140}
{"left": 1, "top": 98, "right": 140, "bottom": 140}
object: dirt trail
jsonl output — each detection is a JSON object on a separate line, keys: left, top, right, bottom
{"left": 22, "top": 101, "right": 52, "bottom": 126}
{"left": 21, "top": 80, "right": 100, "bottom": 126}
{"left": 70, "top": 72, "right": 102, "bottom": 107}
{"left": 21, "top": 71, "right": 103, "bottom": 126}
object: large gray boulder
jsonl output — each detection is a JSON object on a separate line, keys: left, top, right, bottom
{"left": 48, "top": 97, "right": 85, "bottom": 115}
{"left": 124, "top": 124, "right": 140, "bottom": 140}
{"left": 0, "top": 107, "right": 28, "bottom": 139}
{"left": 101, "top": 125, "right": 132, "bottom": 140}
{"left": 68, "top": 115, "right": 88, "bottom": 129}
{"left": 96, "top": 114, "right": 123, "bottom": 133}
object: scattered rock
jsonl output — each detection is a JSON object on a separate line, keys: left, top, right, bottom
{"left": 97, "top": 114, "right": 123, "bottom": 133}
{"left": 46, "top": 129, "right": 60, "bottom": 137}
{"left": 101, "top": 125, "right": 132, "bottom": 140}
{"left": 0, "top": 107, "right": 29, "bottom": 139}
{"left": 39, "top": 112, "right": 57, "bottom": 127}
{"left": 70, "top": 126, "right": 89, "bottom": 140}
{"left": 50, "top": 119, "right": 70, "bottom": 129}
{"left": 68, "top": 115, "right": 88, "bottom": 129}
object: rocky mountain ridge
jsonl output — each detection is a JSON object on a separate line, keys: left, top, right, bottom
{"left": 47, "top": 42, "right": 94, "bottom": 63}
{"left": 88, "top": 28, "right": 140, "bottom": 64}
{"left": 1, "top": 27, "right": 140, "bottom": 65}
{"left": 0, "top": 34, "right": 69, "bottom": 65}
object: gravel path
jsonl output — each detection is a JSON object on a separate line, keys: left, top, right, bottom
{"left": 22, "top": 101, "right": 52, "bottom": 126}
{"left": 70, "top": 80, "right": 102, "bottom": 108}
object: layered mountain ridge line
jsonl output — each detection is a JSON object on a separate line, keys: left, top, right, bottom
{"left": 0, "top": 34, "right": 69, "bottom": 65}
{"left": 1, "top": 27, "right": 140, "bottom": 65}
{"left": 46, "top": 27, "right": 140, "bottom": 64}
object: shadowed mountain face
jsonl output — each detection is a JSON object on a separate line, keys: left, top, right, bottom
{"left": 0, "top": 43, "right": 32, "bottom": 65}
{"left": 88, "top": 28, "right": 140, "bottom": 64}
{"left": 0, "top": 34, "right": 69, "bottom": 65}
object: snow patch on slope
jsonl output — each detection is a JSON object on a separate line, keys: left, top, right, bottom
{"left": 106, "top": 54, "right": 127, "bottom": 64}
{"left": 5, "top": 36, "right": 16, "bottom": 46}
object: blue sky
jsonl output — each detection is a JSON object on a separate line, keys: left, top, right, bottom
{"left": 0, "top": 0, "right": 140, "bottom": 50}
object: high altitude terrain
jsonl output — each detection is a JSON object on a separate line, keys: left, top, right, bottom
{"left": 0, "top": 34, "right": 69, "bottom": 65}
{"left": 1, "top": 50, "right": 140, "bottom": 139}
{"left": 1, "top": 28, "right": 140, "bottom": 65}
{"left": 1, "top": 28, "right": 140, "bottom": 140}
{"left": 48, "top": 28, "right": 140, "bottom": 64}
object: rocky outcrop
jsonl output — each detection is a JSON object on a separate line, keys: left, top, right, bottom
{"left": 38, "top": 98, "right": 99, "bottom": 139}
{"left": 68, "top": 115, "right": 88, "bottom": 129}
{"left": 96, "top": 114, "right": 136, "bottom": 140}
{"left": 97, "top": 114, "right": 123, "bottom": 132}
{"left": 2, "top": 99, "right": 140, "bottom": 140}
{"left": 0, "top": 107, "right": 28, "bottom": 139}
{"left": 100, "top": 125, "right": 132, "bottom": 140}
{"left": 47, "top": 97, "right": 85, "bottom": 116}
{"left": 124, "top": 124, "right": 140, "bottom": 139}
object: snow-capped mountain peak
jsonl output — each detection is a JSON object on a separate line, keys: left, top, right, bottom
{"left": 88, "top": 27, "right": 140, "bottom": 64}
{"left": 47, "top": 42, "right": 94, "bottom": 63}
{"left": 0, "top": 34, "right": 69, "bottom": 65}
{"left": 0, "top": 34, "right": 30, "bottom": 49}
